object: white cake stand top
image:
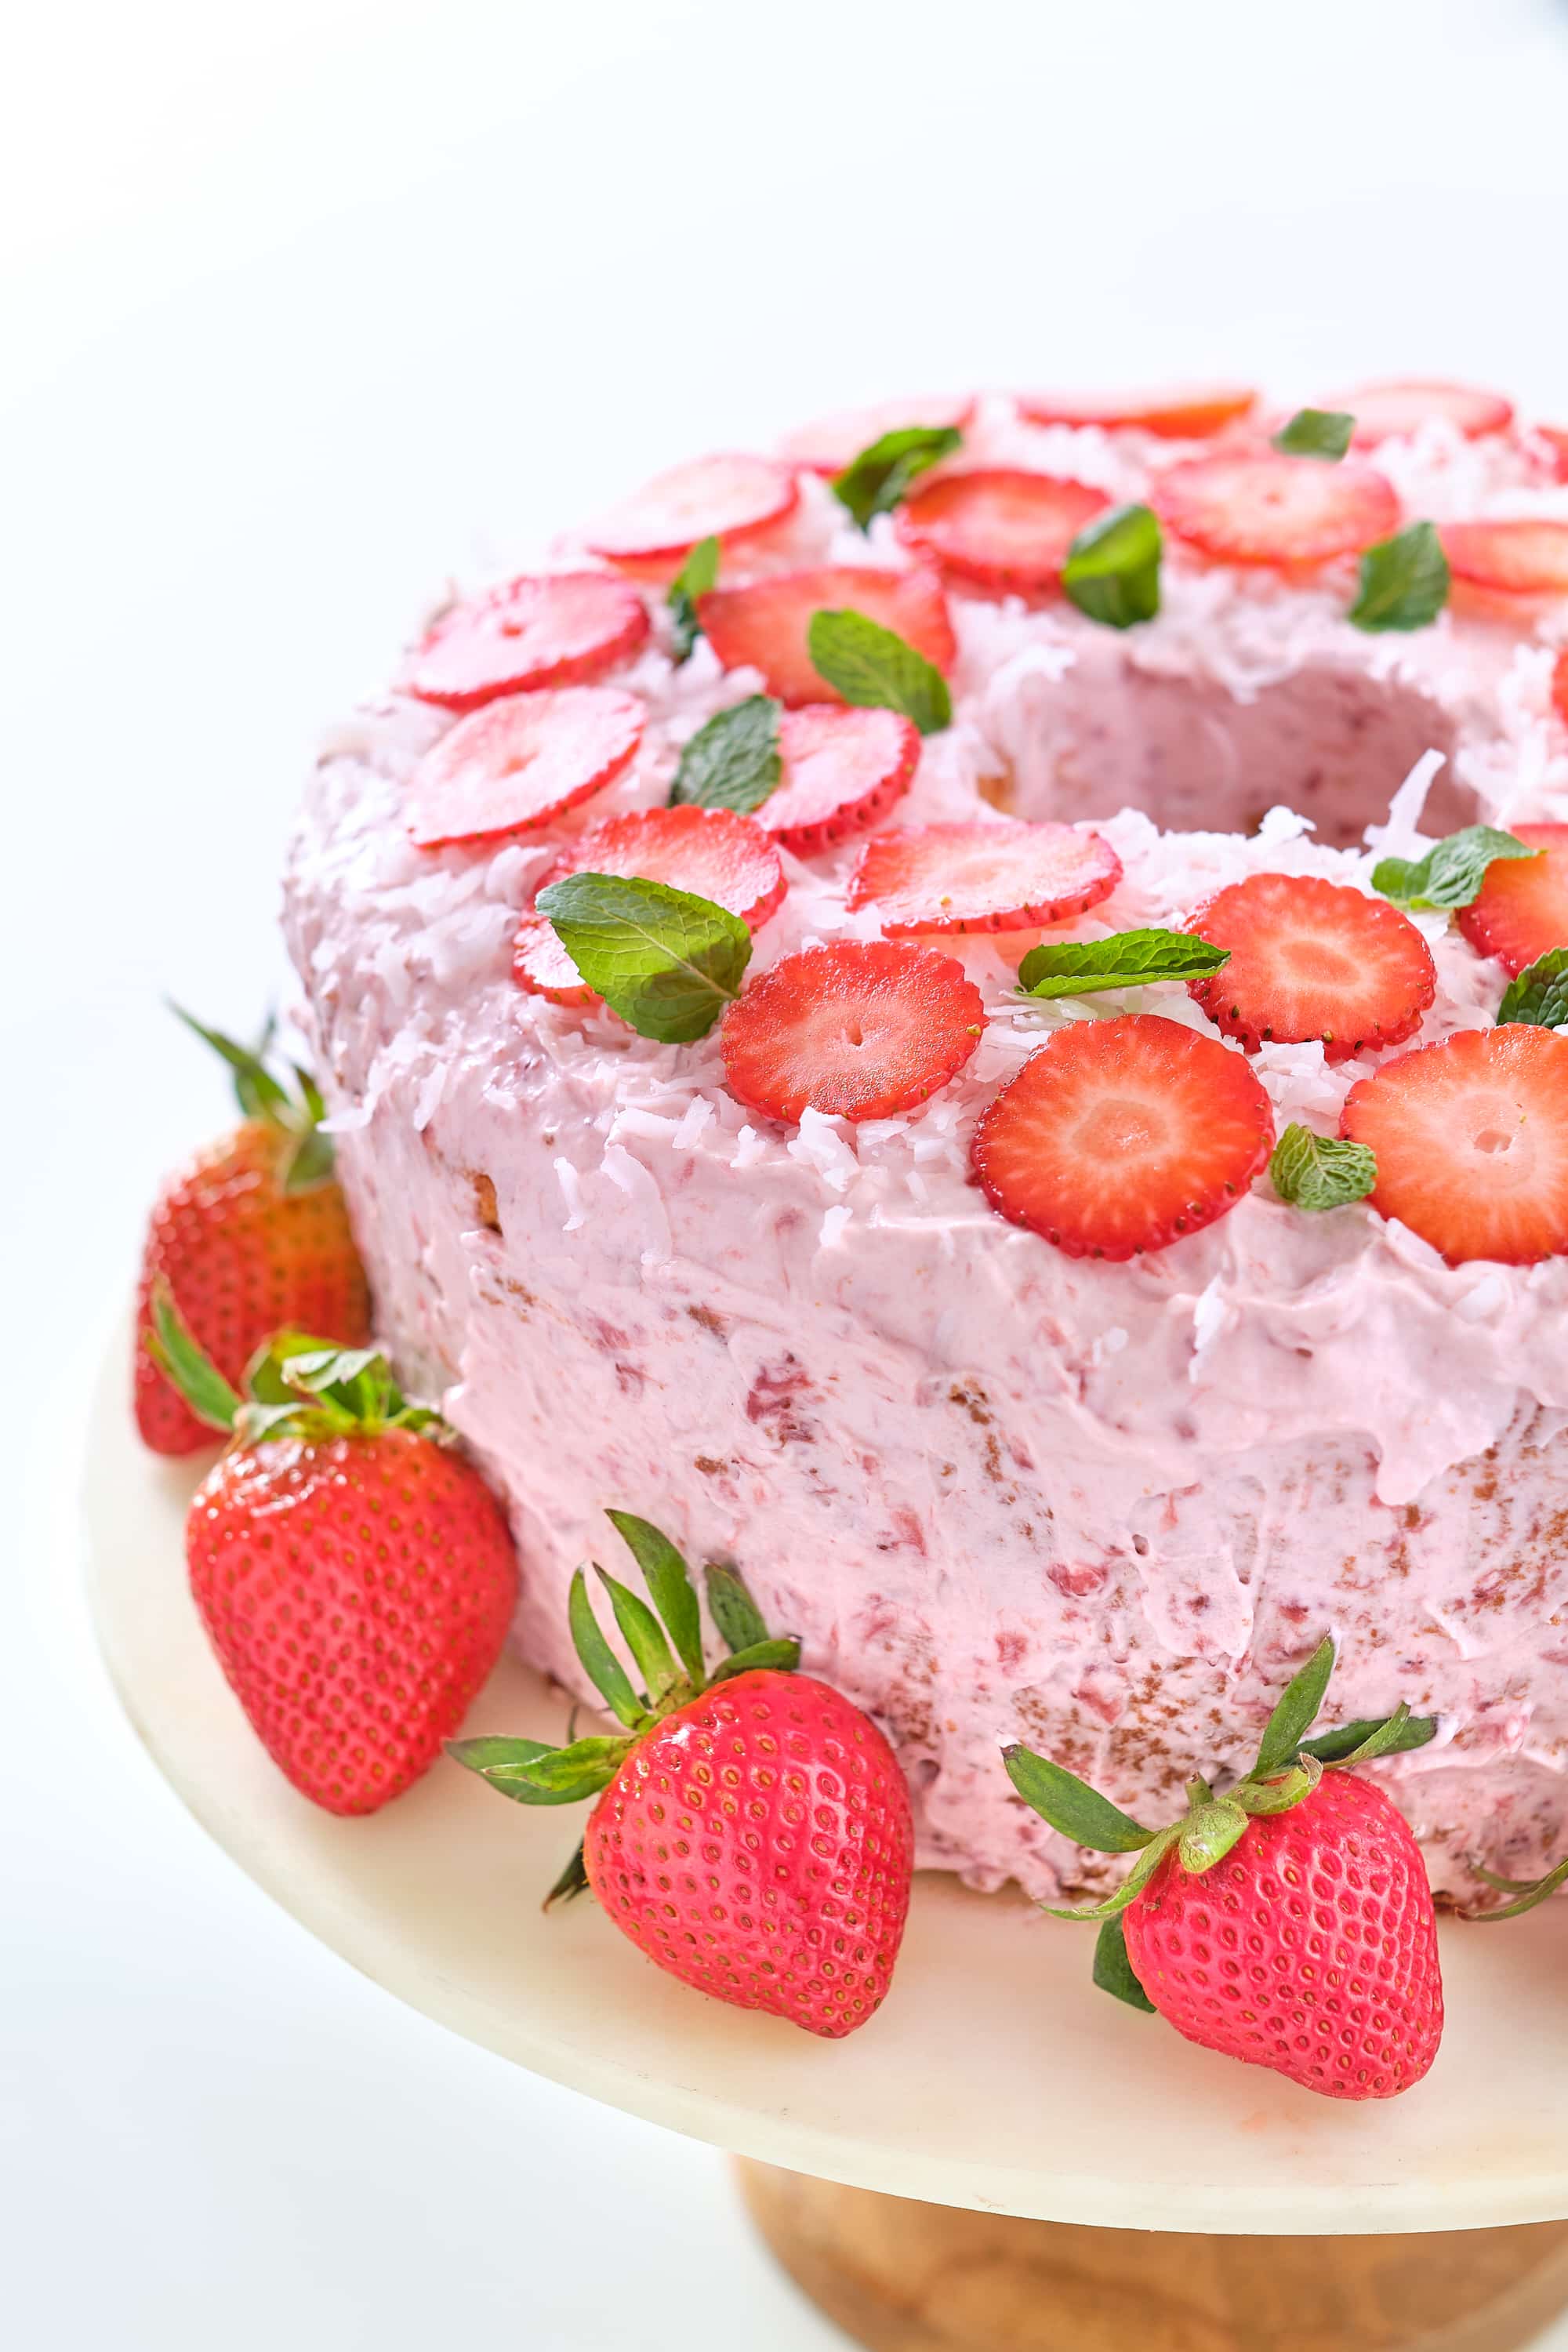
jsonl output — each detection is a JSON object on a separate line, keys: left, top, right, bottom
{"left": 85, "top": 1332, "right": 1568, "bottom": 2236}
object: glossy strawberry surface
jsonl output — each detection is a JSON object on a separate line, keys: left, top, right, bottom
{"left": 583, "top": 1669, "right": 913, "bottom": 2038}
{"left": 1123, "top": 1773, "right": 1443, "bottom": 2101}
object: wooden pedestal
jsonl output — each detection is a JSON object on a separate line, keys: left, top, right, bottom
{"left": 737, "top": 2161, "right": 1568, "bottom": 2352}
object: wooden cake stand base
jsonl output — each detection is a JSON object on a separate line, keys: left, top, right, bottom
{"left": 737, "top": 2165, "right": 1568, "bottom": 2352}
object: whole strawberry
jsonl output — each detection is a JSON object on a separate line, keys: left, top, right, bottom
{"left": 451, "top": 1513, "right": 913, "bottom": 2038}
{"left": 151, "top": 1292, "right": 517, "bottom": 1814}
{"left": 1006, "top": 1639, "right": 1444, "bottom": 2100}
{"left": 135, "top": 1007, "right": 370, "bottom": 1455}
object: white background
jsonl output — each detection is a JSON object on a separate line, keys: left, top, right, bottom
{"left": 5, "top": 2, "right": 1568, "bottom": 2344}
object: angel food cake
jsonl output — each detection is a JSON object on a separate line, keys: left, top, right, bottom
{"left": 282, "top": 379, "right": 1568, "bottom": 1907}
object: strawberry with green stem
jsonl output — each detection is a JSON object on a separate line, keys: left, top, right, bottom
{"left": 1005, "top": 1638, "right": 1444, "bottom": 2100}
{"left": 135, "top": 1007, "right": 370, "bottom": 1454}
{"left": 151, "top": 1290, "right": 517, "bottom": 1815}
{"left": 450, "top": 1512, "right": 913, "bottom": 2038}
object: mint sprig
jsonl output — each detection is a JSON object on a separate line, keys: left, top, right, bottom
{"left": 1498, "top": 947, "right": 1568, "bottom": 1029}
{"left": 831, "top": 425, "right": 963, "bottom": 532}
{"left": 1272, "top": 408, "right": 1355, "bottom": 460}
{"left": 668, "top": 695, "right": 781, "bottom": 815}
{"left": 1372, "top": 824, "right": 1537, "bottom": 913}
{"left": 1061, "top": 503, "right": 1161, "bottom": 629}
{"left": 667, "top": 535, "right": 720, "bottom": 663}
{"left": 806, "top": 607, "right": 951, "bottom": 735}
{"left": 1269, "top": 1123, "right": 1378, "bottom": 1212}
{"left": 1016, "top": 927, "right": 1228, "bottom": 1000}
{"left": 1349, "top": 521, "right": 1450, "bottom": 633}
{"left": 536, "top": 872, "right": 751, "bottom": 1043}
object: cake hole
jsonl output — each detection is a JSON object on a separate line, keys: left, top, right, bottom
{"left": 1009, "top": 658, "right": 1470, "bottom": 848}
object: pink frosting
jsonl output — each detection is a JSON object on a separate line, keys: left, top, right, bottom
{"left": 283, "top": 396, "right": 1568, "bottom": 1903}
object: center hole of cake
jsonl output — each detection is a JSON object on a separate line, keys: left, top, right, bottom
{"left": 1004, "top": 659, "right": 1471, "bottom": 849}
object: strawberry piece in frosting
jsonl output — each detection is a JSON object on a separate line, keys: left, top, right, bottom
{"left": 971, "top": 1013, "right": 1274, "bottom": 1259}
{"left": 848, "top": 821, "right": 1121, "bottom": 935}
{"left": 399, "top": 573, "right": 650, "bottom": 712}
{"left": 697, "top": 564, "right": 955, "bottom": 706}
{"left": 534, "top": 804, "right": 786, "bottom": 931}
{"left": 1439, "top": 519, "right": 1568, "bottom": 601}
{"left": 1152, "top": 452, "right": 1399, "bottom": 567}
{"left": 720, "top": 940, "right": 984, "bottom": 1124}
{"left": 407, "top": 686, "right": 643, "bottom": 848}
{"left": 1457, "top": 822, "right": 1568, "bottom": 976}
{"left": 1342, "top": 1026, "right": 1568, "bottom": 1265}
{"left": 762, "top": 706, "right": 920, "bottom": 855}
{"left": 894, "top": 470, "right": 1111, "bottom": 599}
{"left": 1323, "top": 379, "right": 1515, "bottom": 447}
{"left": 583, "top": 454, "right": 797, "bottom": 573}
{"left": 1018, "top": 386, "right": 1258, "bottom": 438}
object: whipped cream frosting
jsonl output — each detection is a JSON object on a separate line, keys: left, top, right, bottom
{"left": 283, "top": 396, "right": 1568, "bottom": 1901}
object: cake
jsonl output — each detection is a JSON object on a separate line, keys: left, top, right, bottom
{"left": 282, "top": 379, "right": 1568, "bottom": 1908}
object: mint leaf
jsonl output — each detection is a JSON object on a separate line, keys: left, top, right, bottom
{"left": 1093, "top": 1914, "right": 1156, "bottom": 2013}
{"left": 1002, "top": 1745, "right": 1155, "bottom": 1853}
{"left": 1499, "top": 946, "right": 1568, "bottom": 1029}
{"left": 1372, "top": 824, "right": 1537, "bottom": 913}
{"left": 831, "top": 425, "right": 963, "bottom": 531}
{"left": 668, "top": 695, "right": 781, "bottom": 815}
{"left": 667, "top": 535, "right": 719, "bottom": 663}
{"left": 1272, "top": 408, "right": 1354, "bottom": 460}
{"left": 1269, "top": 1123, "right": 1377, "bottom": 1212}
{"left": 1301, "top": 1713, "right": 1438, "bottom": 1765}
{"left": 1253, "top": 1636, "right": 1335, "bottom": 1776}
{"left": 1017, "top": 927, "right": 1228, "bottom": 999}
{"left": 537, "top": 872, "right": 751, "bottom": 1043}
{"left": 1062, "top": 503, "right": 1161, "bottom": 629}
{"left": 1349, "top": 521, "right": 1450, "bottom": 633}
{"left": 806, "top": 607, "right": 951, "bottom": 734}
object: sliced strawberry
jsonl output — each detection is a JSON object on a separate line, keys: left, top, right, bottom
{"left": 765, "top": 706, "right": 920, "bottom": 855}
{"left": 779, "top": 394, "right": 975, "bottom": 474}
{"left": 534, "top": 804, "right": 786, "bottom": 930}
{"left": 893, "top": 470, "right": 1110, "bottom": 598}
{"left": 1537, "top": 426, "right": 1568, "bottom": 483}
{"left": 512, "top": 916, "right": 596, "bottom": 1005}
{"left": 697, "top": 565, "right": 956, "bottom": 707}
{"left": 1439, "top": 520, "right": 1568, "bottom": 600}
{"left": 1456, "top": 822, "right": 1568, "bottom": 974}
{"left": 972, "top": 1014, "right": 1273, "bottom": 1259}
{"left": 1018, "top": 387, "right": 1258, "bottom": 440}
{"left": 847, "top": 821, "right": 1121, "bottom": 935}
{"left": 1341, "top": 1025, "right": 1568, "bottom": 1265}
{"left": 720, "top": 941, "right": 983, "bottom": 1124}
{"left": 1555, "top": 651, "right": 1568, "bottom": 728}
{"left": 1323, "top": 379, "right": 1515, "bottom": 448}
{"left": 406, "top": 686, "right": 644, "bottom": 849}
{"left": 583, "top": 454, "right": 797, "bottom": 572}
{"left": 398, "top": 573, "right": 649, "bottom": 712}
{"left": 1153, "top": 454, "right": 1399, "bottom": 567}
{"left": 1185, "top": 872, "right": 1436, "bottom": 1062}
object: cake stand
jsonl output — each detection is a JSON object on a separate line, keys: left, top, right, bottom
{"left": 85, "top": 1330, "right": 1568, "bottom": 2352}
